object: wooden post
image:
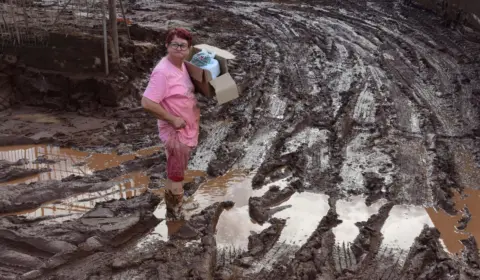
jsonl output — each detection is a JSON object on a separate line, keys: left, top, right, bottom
{"left": 8, "top": 0, "right": 21, "bottom": 45}
{"left": 101, "top": 0, "right": 109, "bottom": 75}
{"left": 118, "top": 0, "right": 131, "bottom": 41}
{"left": 108, "top": 0, "right": 119, "bottom": 62}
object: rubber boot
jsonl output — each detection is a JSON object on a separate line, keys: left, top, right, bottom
{"left": 165, "top": 180, "right": 185, "bottom": 221}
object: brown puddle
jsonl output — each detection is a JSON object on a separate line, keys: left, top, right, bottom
{"left": 9, "top": 170, "right": 207, "bottom": 219}
{"left": 0, "top": 144, "right": 162, "bottom": 217}
{"left": 139, "top": 170, "right": 273, "bottom": 247}
{"left": 426, "top": 145, "right": 480, "bottom": 254}
{"left": 426, "top": 188, "right": 479, "bottom": 254}
{"left": 0, "top": 144, "right": 160, "bottom": 186}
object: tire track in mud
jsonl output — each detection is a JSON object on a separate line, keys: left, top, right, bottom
{"left": 127, "top": 0, "right": 480, "bottom": 277}
{"left": 176, "top": 0, "right": 480, "bottom": 278}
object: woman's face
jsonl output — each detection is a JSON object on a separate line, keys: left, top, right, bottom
{"left": 166, "top": 35, "right": 190, "bottom": 60}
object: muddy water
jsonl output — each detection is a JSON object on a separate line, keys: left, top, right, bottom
{"left": 248, "top": 191, "right": 330, "bottom": 274}
{"left": 3, "top": 144, "right": 477, "bottom": 258}
{"left": 140, "top": 170, "right": 273, "bottom": 247}
{"left": 427, "top": 188, "right": 480, "bottom": 254}
{"left": 382, "top": 205, "right": 435, "bottom": 251}
{"left": 425, "top": 145, "right": 480, "bottom": 254}
{"left": 12, "top": 171, "right": 152, "bottom": 218}
{"left": 0, "top": 144, "right": 160, "bottom": 186}
{"left": 333, "top": 196, "right": 386, "bottom": 244}
{"left": 0, "top": 144, "right": 160, "bottom": 217}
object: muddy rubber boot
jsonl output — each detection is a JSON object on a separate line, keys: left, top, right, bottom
{"left": 165, "top": 189, "right": 185, "bottom": 221}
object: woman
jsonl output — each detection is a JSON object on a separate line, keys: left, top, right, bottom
{"left": 141, "top": 27, "right": 200, "bottom": 221}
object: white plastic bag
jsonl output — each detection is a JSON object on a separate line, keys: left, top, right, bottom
{"left": 191, "top": 49, "right": 216, "bottom": 67}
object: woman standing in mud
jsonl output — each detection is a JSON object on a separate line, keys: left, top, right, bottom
{"left": 141, "top": 27, "right": 200, "bottom": 221}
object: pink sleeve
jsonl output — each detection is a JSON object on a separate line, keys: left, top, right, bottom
{"left": 143, "top": 70, "right": 167, "bottom": 103}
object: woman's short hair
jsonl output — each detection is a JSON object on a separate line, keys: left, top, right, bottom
{"left": 166, "top": 28, "right": 193, "bottom": 47}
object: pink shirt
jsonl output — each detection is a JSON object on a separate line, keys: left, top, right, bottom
{"left": 143, "top": 57, "right": 200, "bottom": 147}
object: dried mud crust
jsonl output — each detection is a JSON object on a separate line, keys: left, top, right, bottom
{"left": 0, "top": 0, "right": 480, "bottom": 279}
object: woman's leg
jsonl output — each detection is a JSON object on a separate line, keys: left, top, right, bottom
{"left": 164, "top": 152, "right": 186, "bottom": 221}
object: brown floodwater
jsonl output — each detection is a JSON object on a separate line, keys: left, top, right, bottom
{"left": 3, "top": 143, "right": 479, "bottom": 256}
{"left": 426, "top": 145, "right": 480, "bottom": 254}
{"left": 426, "top": 188, "right": 479, "bottom": 254}
{"left": 0, "top": 144, "right": 160, "bottom": 186}
{"left": 0, "top": 144, "right": 161, "bottom": 217}
{"left": 138, "top": 170, "right": 276, "bottom": 247}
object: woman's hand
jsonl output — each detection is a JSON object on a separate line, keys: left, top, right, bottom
{"left": 169, "top": 116, "right": 186, "bottom": 129}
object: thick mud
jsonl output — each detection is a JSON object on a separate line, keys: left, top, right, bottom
{"left": 1, "top": 0, "right": 480, "bottom": 279}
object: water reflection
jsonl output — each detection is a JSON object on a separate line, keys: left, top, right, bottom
{"left": 9, "top": 171, "right": 151, "bottom": 218}
{"left": 249, "top": 192, "right": 330, "bottom": 274}
{"left": 425, "top": 145, "right": 480, "bottom": 254}
{"left": 214, "top": 176, "right": 294, "bottom": 251}
{"left": 333, "top": 195, "right": 386, "bottom": 244}
{"left": 138, "top": 171, "right": 286, "bottom": 248}
{"left": 1, "top": 144, "right": 161, "bottom": 218}
{"left": 190, "top": 170, "right": 261, "bottom": 211}
{"left": 0, "top": 145, "right": 90, "bottom": 185}
{"left": 272, "top": 192, "right": 330, "bottom": 245}
{"left": 381, "top": 205, "right": 434, "bottom": 251}
{"left": 216, "top": 205, "right": 269, "bottom": 250}
{"left": 427, "top": 188, "right": 480, "bottom": 254}
{"left": 0, "top": 144, "right": 160, "bottom": 186}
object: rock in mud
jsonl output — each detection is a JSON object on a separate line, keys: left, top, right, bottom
{"left": 78, "top": 237, "right": 103, "bottom": 252}
{"left": 457, "top": 206, "right": 471, "bottom": 231}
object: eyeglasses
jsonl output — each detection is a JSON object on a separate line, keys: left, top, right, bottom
{"left": 169, "top": 42, "right": 188, "bottom": 50}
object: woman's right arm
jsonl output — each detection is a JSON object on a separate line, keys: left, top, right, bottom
{"left": 141, "top": 97, "right": 185, "bottom": 129}
{"left": 141, "top": 70, "right": 186, "bottom": 129}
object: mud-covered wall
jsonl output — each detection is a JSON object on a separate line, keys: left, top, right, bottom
{"left": 0, "top": 73, "right": 12, "bottom": 111}
{"left": 1, "top": 32, "right": 107, "bottom": 74}
{"left": 0, "top": 29, "right": 162, "bottom": 111}
{"left": 414, "top": 0, "right": 480, "bottom": 30}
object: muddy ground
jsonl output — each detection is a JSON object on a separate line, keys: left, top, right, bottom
{"left": 1, "top": 0, "right": 480, "bottom": 279}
